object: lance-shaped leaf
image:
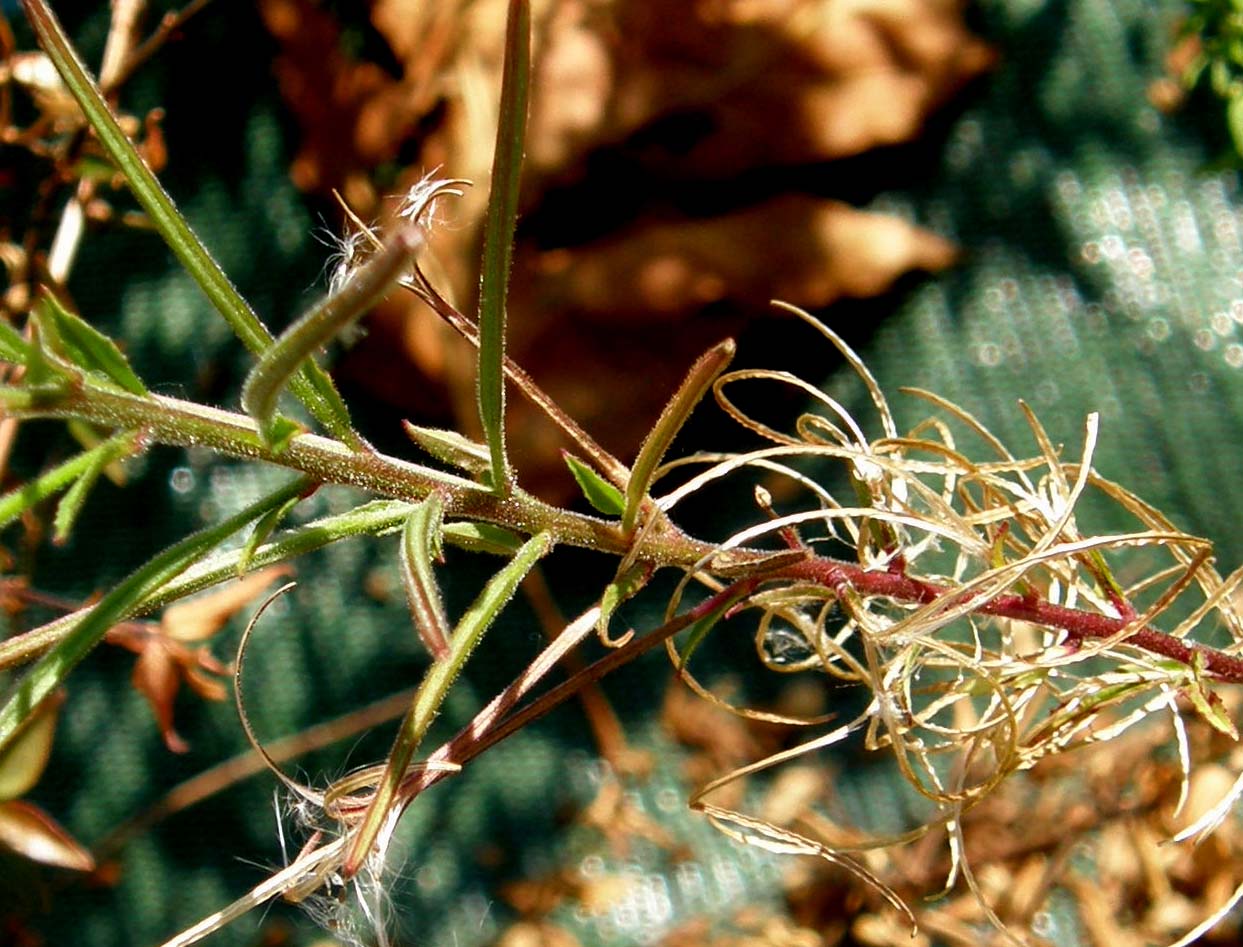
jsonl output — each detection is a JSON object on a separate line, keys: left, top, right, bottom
{"left": 34, "top": 293, "right": 147, "bottom": 395}
{"left": 0, "top": 499, "right": 419, "bottom": 672}
{"left": 0, "top": 430, "right": 140, "bottom": 532}
{"left": 476, "top": 0, "right": 531, "bottom": 497}
{"left": 400, "top": 494, "right": 451, "bottom": 660}
{"left": 622, "top": 339, "right": 735, "bottom": 533}
{"left": 66, "top": 420, "right": 130, "bottom": 486}
{"left": 564, "top": 452, "right": 626, "bottom": 517}
{"left": 242, "top": 226, "right": 422, "bottom": 449}
{"left": 596, "top": 562, "right": 652, "bottom": 646}
{"left": 237, "top": 493, "right": 302, "bottom": 575}
{"left": 52, "top": 430, "right": 138, "bottom": 543}
{"left": 402, "top": 421, "right": 491, "bottom": 477}
{"left": 0, "top": 321, "right": 32, "bottom": 363}
{"left": 441, "top": 521, "right": 524, "bottom": 556}
{"left": 344, "top": 530, "right": 552, "bottom": 876}
{"left": 678, "top": 582, "right": 753, "bottom": 671}
{"left": 1182, "top": 652, "right": 1239, "bottom": 739}
{"left": 21, "top": 321, "right": 71, "bottom": 392}
{"left": 0, "top": 477, "right": 311, "bottom": 752}
{"left": 21, "top": 0, "right": 362, "bottom": 447}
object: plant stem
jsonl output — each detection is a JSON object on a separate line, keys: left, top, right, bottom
{"left": 6, "top": 385, "right": 1243, "bottom": 686}
{"left": 788, "top": 557, "right": 1243, "bottom": 682}
{"left": 0, "top": 384, "right": 700, "bottom": 560}
{"left": 21, "top": 0, "right": 363, "bottom": 448}
{"left": 0, "top": 499, "right": 417, "bottom": 669}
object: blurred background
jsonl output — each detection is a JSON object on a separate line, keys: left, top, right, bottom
{"left": 6, "top": 0, "right": 1243, "bottom": 945}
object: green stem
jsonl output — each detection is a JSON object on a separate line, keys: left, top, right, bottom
{"left": 0, "top": 384, "right": 707, "bottom": 561}
{"left": 343, "top": 531, "right": 552, "bottom": 876}
{"left": 0, "top": 477, "right": 310, "bottom": 751}
{"left": 0, "top": 430, "right": 139, "bottom": 531}
{"left": 0, "top": 499, "right": 417, "bottom": 669}
{"left": 21, "top": 0, "right": 362, "bottom": 448}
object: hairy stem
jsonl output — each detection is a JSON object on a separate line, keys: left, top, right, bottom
{"left": 6, "top": 385, "right": 1243, "bottom": 686}
{"left": 788, "top": 557, "right": 1243, "bottom": 682}
{"left": 0, "top": 384, "right": 686, "bottom": 557}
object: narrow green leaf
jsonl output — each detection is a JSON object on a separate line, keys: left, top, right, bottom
{"left": 237, "top": 494, "right": 302, "bottom": 576}
{"left": 0, "top": 477, "right": 311, "bottom": 753}
{"left": 66, "top": 421, "right": 128, "bottom": 486}
{"left": 344, "top": 530, "right": 552, "bottom": 876}
{"left": 260, "top": 416, "right": 305, "bottom": 457}
{"left": 476, "top": 0, "right": 531, "bottom": 497}
{"left": 1084, "top": 548, "right": 1128, "bottom": 607}
{"left": 1229, "top": 94, "right": 1243, "bottom": 158}
{"left": 402, "top": 421, "right": 491, "bottom": 476}
{"left": 1183, "top": 679, "right": 1238, "bottom": 738}
{"left": 0, "top": 431, "right": 139, "bottom": 532}
{"left": 564, "top": 452, "right": 626, "bottom": 516}
{"left": 441, "top": 521, "right": 524, "bottom": 556}
{"left": 22, "top": 322, "right": 70, "bottom": 391}
{"left": 596, "top": 562, "right": 652, "bottom": 644}
{"left": 20, "top": 0, "right": 362, "bottom": 448}
{"left": 0, "top": 322, "right": 31, "bottom": 363}
{"left": 52, "top": 437, "right": 119, "bottom": 544}
{"left": 35, "top": 294, "right": 147, "bottom": 395}
{"left": 1212, "top": 57, "right": 1233, "bottom": 97}
{"left": 241, "top": 227, "right": 421, "bottom": 446}
{"left": 1183, "top": 653, "right": 1239, "bottom": 739}
{"left": 679, "top": 585, "right": 750, "bottom": 671}
{"left": 0, "top": 499, "right": 417, "bottom": 671}
{"left": 622, "top": 339, "right": 735, "bottom": 533}
{"left": 400, "top": 494, "right": 451, "bottom": 660}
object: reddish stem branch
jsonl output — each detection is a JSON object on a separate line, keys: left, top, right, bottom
{"left": 395, "top": 578, "right": 761, "bottom": 805}
{"left": 787, "top": 558, "right": 1243, "bottom": 683}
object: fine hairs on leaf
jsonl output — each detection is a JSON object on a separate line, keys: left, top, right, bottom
{"left": 6, "top": 3, "right": 1243, "bottom": 947}
{"left": 475, "top": 0, "right": 531, "bottom": 496}
{"left": 241, "top": 225, "right": 424, "bottom": 450}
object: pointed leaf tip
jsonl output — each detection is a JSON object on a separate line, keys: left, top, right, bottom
{"left": 564, "top": 453, "right": 626, "bottom": 516}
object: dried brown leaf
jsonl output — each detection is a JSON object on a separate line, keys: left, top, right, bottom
{"left": 266, "top": 0, "right": 987, "bottom": 498}
{"left": 132, "top": 644, "right": 190, "bottom": 754}
{"left": 112, "top": 567, "right": 291, "bottom": 753}
{"left": 160, "top": 565, "right": 293, "bottom": 642}
{"left": 0, "top": 690, "right": 61, "bottom": 801}
{"left": 0, "top": 798, "right": 94, "bottom": 871}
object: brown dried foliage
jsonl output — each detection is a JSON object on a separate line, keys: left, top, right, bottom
{"left": 259, "top": 0, "right": 992, "bottom": 496}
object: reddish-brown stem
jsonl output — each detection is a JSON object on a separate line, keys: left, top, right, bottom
{"left": 394, "top": 578, "right": 761, "bottom": 805}
{"left": 786, "top": 558, "right": 1243, "bottom": 683}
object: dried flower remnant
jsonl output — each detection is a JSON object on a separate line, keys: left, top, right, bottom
{"left": 641, "top": 306, "right": 1243, "bottom": 943}
{"left": 776, "top": 705, "right": 1243, "bottom": 946}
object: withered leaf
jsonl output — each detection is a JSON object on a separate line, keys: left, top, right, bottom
{"left": 0, "top": 691, "right": 62, "bottom": 802}
{"left": 116, "top": 566, "right": 292, "bottom": 753}
{"left": 0, "top": 799, "right": 95, "bottom": 872}
{"left": 160, "top": 565, "right": 294, "bottom": 643}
